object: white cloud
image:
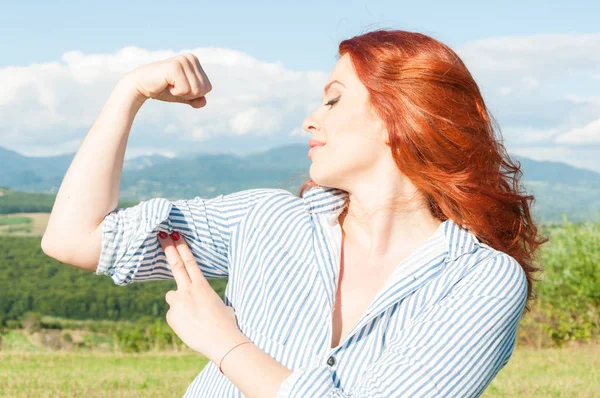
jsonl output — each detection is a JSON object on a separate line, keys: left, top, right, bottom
{"left": 458, "top": 33, "right": 600, "bottom": 77}
{"left": 457, "top": 33, "right": 600, "bottom": 99}
{"left": 565, "top": 95, "right": 600, "bottom": 105}
{"left": 0, "top": 46, "right": 327, "bottom": 152}
{"left": 2, "top": 33, "right": 600, "bottom": 173}
{"left": 453, "top": 33, "right": 600, "bottom": 171}
{"left": 289, "top": 127, "right": 306, "bottom": 137}
{"left": 556, "top": 119, "right": 600, "bottom": 144}
{"left": 230, "top": 106, "right": 284, "bottom": 136}
{"left": 163, "top": 123, "right": 179, "bottom": 135}
{"left": 502, "top": 126, "right": 562, "bottom": 145}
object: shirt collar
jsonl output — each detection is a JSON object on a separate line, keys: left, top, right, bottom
{"left": 303, "top": 184, "right": 480, "bottom": 261}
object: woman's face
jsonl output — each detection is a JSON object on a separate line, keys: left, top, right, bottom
{"left": 302, "top": 53, "right": 389, "bottom": 191}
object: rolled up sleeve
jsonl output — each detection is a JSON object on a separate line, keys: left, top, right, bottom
{"left": 95, "top": 189, "right": 279, "bottom": 286}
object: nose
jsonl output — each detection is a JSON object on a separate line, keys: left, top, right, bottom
{"left": 302, "top": 111, "right": 320, "bottom": 135}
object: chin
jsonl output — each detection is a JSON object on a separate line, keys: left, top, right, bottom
{"left": 309, "top": 163, "right": 342, "bottom": 189}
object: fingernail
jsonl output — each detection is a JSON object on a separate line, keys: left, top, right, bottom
{"left": 171, "top": 231, "right": 180, "bottom": 241}
{"left": 158, "top": 231, "right": 168, "bottom": 239}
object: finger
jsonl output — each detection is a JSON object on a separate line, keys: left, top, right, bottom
{"left": 170, "top": 231, "right": 207, "bottom": 285}
{"left": 187, "top": 96, "right": 207, "bottom": 109}
{"left": 186, "top": 53, "right": 212, "bottom": 95}
{"left": 165, "top": 289, "right": 176, "bottom": 305}
{"left": 158, "top": 231, "right": 191, "bottom": 289}
{"left": 194, "top": 57, "right": 212, "bottom": 94}
{"left": 182, "top": 54, "right": 203, "bottom": 98}
{"left": 166, "top": 59, "right": 191, "bottom": 98}
{"left": 177, "top": 56, "right": 201, "bottom": 100}
{"left": 183, "top": 56, "right": 208, "bottom": 108}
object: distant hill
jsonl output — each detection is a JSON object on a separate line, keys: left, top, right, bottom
{"left": 1, "top": 144, "right": 599, "bottom": 224}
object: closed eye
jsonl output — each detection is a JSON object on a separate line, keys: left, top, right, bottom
{"left": 324, "top": 96, "right": 340, "bottom": 107}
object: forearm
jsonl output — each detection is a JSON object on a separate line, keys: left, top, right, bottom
{"left": 219, "top": 336, "right": 293, "bottom": 398}
{"left": 42, "top": 75, "right": 146, "bottom": 267}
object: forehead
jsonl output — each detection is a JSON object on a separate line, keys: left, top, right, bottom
{"left": 326, "top": 54, "right": 357, "bottom": 86}
{"left": 324, "top": 53, "right": 366, "bottom": 97}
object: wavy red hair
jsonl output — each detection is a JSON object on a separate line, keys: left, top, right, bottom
{"left": 299, "top": 29, "right": 548, "bottom": 312}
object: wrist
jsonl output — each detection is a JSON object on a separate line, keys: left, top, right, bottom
{"left": 217, "top": 334, "right": 252, "bottom": 373}
{"left": 115, "top": 74, "right": 148, "bottom": 108}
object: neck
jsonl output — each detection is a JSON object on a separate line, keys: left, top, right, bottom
{"left": 338, "top": 188, "right": 442, "bottom": 263}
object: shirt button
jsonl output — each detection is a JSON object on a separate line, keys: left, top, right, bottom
{"left": 327, "top": 355, "right": 336, "bottom": 366}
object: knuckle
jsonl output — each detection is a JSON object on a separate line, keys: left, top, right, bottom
{"left": 189, "top": 86, "right": 201, "bottom": 97}
{"left": 171, "top": 260, "right": 185, "bottom": 270}
{"left": 185, "top": 259, "right": 197, "bottom": 268}
{"left": 185, "top": 52, "right": 197, "bottom": 62}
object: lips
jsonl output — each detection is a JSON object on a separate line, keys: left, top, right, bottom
{"left": 308, "top": 139, "right": 325, "bottom": 158}
{"left": 308, "top": 139, "right": 326, "bottom": 148}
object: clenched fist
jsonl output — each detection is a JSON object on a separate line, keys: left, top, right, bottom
{"left": 124, "top": 52, "right": 212, "bottom": 108}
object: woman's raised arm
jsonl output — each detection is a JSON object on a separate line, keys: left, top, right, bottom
{"left": 41, "top": 53, "right": 212, "bottom": 271}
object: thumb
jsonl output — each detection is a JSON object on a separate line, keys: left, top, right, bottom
{"left": 166, "top": 84, "right": 207, "bottom": 108}
{"left": 185, "top": 96, "right": 207, "bottom": 109}
{"left": 156, "top": 86, "right": 207, "bottom": 108}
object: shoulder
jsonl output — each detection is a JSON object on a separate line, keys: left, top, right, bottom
{"left": 208, "top": 187, "right": 291, "bottom": 203}
{"left": 188, "top": 188, "right": 298, "bottom": 212}
{"left": 242, "top": 188, "right": 304, "bottom": 209}
{"left": 247, "top": 188, "right": 308, "bottom": 224}
{"left": 459, "top": 243, "right": 528, "bottom": 303}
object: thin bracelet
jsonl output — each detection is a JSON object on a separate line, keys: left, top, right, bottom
{"left": 219, "top": 341, "right": 251, "bottom": 374}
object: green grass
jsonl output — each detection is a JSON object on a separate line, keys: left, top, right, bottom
{"left": 0, "top": 351, "right": 208, "bottom": 398}
{"left": 0, "top": 332, "right": 43, "bottom": 352}
{"left": 0, "top": 344, "right": 597, "bottom": 397}
{"left": 483, "top": 344, "right": 600, "bottom": 397}
{"left": 0, "top": 215, "right": 32, "bottom": 226}
{"left": 0, "top": 213, "right": 43, "bottom": 236}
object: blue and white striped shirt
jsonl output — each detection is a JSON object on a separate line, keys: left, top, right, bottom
{"left": 96, "top": 185, "right": 528, "bottom": 397}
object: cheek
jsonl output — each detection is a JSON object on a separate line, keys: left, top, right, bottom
{"left": 310, "top": 136, "right": 382, "bottom": 181}
{"left": 309, "top": 138, "right": 377, "bottom": 189}
{"left": 310, "top": 112, "right": 386, "bottom": 184}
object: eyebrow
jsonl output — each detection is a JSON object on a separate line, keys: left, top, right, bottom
{"left": 323, "top": 80, "right": 345, "bottom": 96}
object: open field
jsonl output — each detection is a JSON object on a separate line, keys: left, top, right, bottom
{"left": 0, "top": 213, "right": 49, "bottom": 236}
{"left": 0, "top": 344, "right": 598, "bottom": 397}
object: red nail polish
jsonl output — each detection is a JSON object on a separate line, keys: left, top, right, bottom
{"left": 171, "top": 231, "right": 180, "bottom": 241}
{"left": 158, "top": 231, "right": 168, "bottom": 239}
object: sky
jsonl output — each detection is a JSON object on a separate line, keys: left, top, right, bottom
{"left": 1, "top": 0, "right": 599, "bottom": 171}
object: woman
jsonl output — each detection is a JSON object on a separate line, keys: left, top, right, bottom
{"left": 42, "top": 29, "right": 547, "bottom": 397}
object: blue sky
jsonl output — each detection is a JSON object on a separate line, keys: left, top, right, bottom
{"left": 1, "top": 0, "right": 599, "bottom": 171}
{"left": 2, "top": 1, "right": 599, "bottom": 70}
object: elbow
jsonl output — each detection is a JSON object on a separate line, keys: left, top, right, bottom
{"left": 41, "top": 233, "right": 60, "bottom": 260}
{"left": 41, "top": 233, "right": 99, "bottom": 273}
{"left": 41, "top": 233, "right": 56, "bottom": 257}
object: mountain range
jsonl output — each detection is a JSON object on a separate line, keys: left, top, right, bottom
{"left": 1, "top": 144, "right": 599, "bottom": 224}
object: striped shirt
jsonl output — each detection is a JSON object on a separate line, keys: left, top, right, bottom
{"left": 96, "top": 185, "right": 528, "bottom": 397}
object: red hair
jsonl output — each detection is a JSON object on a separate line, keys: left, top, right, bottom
{"left": 299, "top": 29, "right": 547, "bottom": 312}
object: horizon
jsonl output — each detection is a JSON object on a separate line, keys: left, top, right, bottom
{"left": 2, "top": 142, "right": 600, "bottom": 176}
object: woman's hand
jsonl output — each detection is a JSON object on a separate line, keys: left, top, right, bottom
{"left": 123, "top": 52, "right": 212, "bottom": 108}
{"left": 157, "top": 230, "right": 250, "bottom": 364}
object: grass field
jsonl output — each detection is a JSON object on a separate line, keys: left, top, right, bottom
{"left": 0, "top": 213, "right": 49, "bottom": 236}
{"left": 0, "top": 344, "right": 598, "bottom": 397}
